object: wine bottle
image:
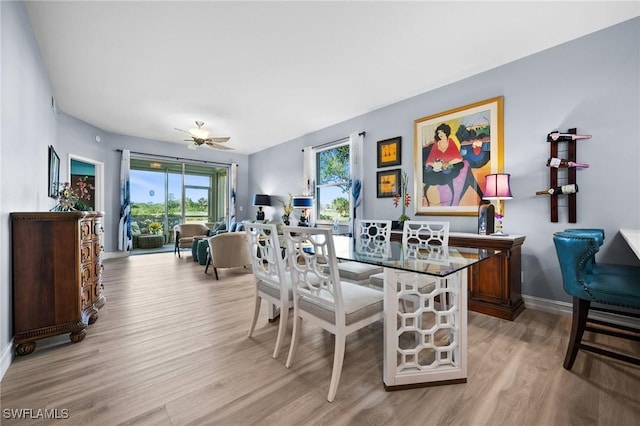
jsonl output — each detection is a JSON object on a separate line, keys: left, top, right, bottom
{"left": 546, "top": 157, "right": 590, "bottom": 168}
{"left": 535, "top": 184, "right": 578, "bottom": 195}
{"left": 547, "top": 132, "right": 592, "bottom": 142}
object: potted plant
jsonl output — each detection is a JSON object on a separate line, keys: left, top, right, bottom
{"left": 148, "top": 222, "right": 163, "bottom": 235}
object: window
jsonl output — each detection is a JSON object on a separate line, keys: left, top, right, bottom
{"left": 316, "top": 143, "right": 351, "bottom": 223}
{"left": 129, "top": 158, "right": 228, "bottom": 240}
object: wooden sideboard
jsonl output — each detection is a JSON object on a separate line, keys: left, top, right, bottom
{"left": 391, "top": 231, "right": 526, "bottom": 320}
{"left": 11, "top": 211, "right": 106, "bottom": 355}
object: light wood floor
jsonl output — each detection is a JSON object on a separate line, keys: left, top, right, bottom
{"left": 2, "top": 252, "right": 639, "bottom": 425}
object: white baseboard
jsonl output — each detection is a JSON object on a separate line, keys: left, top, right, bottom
{"left": 0, "top": 338, "right": 14, "bottom": 382}
{"left": 523, "top": 294, "right": 638, "bottom": 328}
{"left": 522, "top": 294, "right": 572, "bottom": 317}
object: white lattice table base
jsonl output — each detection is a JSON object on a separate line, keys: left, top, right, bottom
{"left": 383, "top": 267, "right": 468, "bottom": 388}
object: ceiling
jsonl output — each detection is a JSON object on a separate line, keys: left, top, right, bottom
{"left": 25, "top": 1, "right": 639, "bottom": 155}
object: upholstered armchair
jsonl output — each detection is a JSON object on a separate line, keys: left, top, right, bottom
{"left": 174, "top": 223, "right": 210, "bottom": 258}
{"left": 553, "top": 231, "right": 640, "bottom": 369}
{"left": 205, "top": 232, "right": 252, "bottom": 280}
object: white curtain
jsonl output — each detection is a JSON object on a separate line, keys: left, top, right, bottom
{"left": 228, "top": 163, "right": 238, "bottom": 225}
{"left": 117, "top": 149, "right": 131, "bottom": 251}
{"left": 349, "top": 132, "right": 364, "bottom": 234}
{"left": 302, "top": 146, "right": 316, "bottom": 197}
{"left": 302, "top": 146, "right": 316, "bottom": 227}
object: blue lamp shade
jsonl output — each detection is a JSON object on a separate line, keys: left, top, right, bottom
{"left": 292, "top": 196, "right": 313, "bottom": 208}
{"left": 483, "top": 174, "right": 513, "bottom": 200}
{"left": 253, "top": 194, "right": 271, "bottom": 206}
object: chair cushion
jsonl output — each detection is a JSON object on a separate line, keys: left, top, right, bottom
{"left": 584, "top": 270, "right": 640, "bottom": 309}
{"left": 257, "top": 277, "right": 293, "bottom": 301}
{"left": 298, "top": 282, "right": 383, "bottom": 326}
{"left": 369, "top": 271, "right": 436, "bottom": 294}
{"left": 369, "top": 272, "right": 384, "bottom": 289}
{"left": 337, "top": 261, "right": 383, "bottom": 282}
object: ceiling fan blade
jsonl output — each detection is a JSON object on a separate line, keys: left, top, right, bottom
{"left": 206, "top": 142, "right": 234, "bottom": 150}
{"left": 208, "top": 137, "right": 231, "bottom": 143}
{"left": 175, "top": 128, "right": 193, "bottom": 136}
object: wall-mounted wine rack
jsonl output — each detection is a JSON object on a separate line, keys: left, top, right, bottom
{"left": 548, "top": 128, "right": 577, "bottom": 223}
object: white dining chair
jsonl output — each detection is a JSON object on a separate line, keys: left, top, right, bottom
{"left": 245, "top": 222, "right": 292, "bottom": 359}
{"left": 337, "top": 219, "right": 392, "bottom": 286}
{"left": 282, "top": 226, "right": 384, "bottom": 402}
{"left": 369, "top": 220, "right": 450, "bottom": 310}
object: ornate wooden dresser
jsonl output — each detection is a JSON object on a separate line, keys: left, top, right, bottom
{"left": 10, "top": 211, "right": 106, "bottom": 355}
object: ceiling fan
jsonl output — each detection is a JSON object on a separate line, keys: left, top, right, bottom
{"left": 175, "top": 121, "right": 233, "bottom": 150}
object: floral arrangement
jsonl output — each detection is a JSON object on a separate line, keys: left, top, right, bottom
{"left": 280, "top": 193, "right": 294, "bottom": 225}
{"left": 393, "top": 171, "right": 411, "bottom": 222}
{"left": 280, "top": 193, "right": 294, "bottom": 216}
{"left": 148, "top": 222, "right": 163, "bottom": 235}
{"left": 51, "top": 176, "right": 95, "bottom": 211}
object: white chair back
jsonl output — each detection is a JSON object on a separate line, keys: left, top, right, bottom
{"left": 282, "top": 226, "right": 344, "bottom": 318}
{"left": 245, "top": 222, "right": 287, "bottom": 286}
{"left": 355, "top": 219, "right": 392, "bottom": 259}
{"left": 402, "top": 220, "right": 449, "bottom": 248}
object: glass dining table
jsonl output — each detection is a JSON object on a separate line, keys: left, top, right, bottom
{"left": 331, "top": 235, "right": 499, "bottom": 390}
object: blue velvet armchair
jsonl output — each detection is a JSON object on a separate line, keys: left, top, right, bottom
{"left": 553, "top": 231, "right": 640, "bottom": 369}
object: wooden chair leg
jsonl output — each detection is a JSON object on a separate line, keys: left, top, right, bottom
{"left": 214, "top": 268, "right": 219, "bottom": 280}
{"left": 204, "top": 253, "right": 211, "bottom": 274}
{"left": 564, "top": 297, "right": 590, "bottom": 370}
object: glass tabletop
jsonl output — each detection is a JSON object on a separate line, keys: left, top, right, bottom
{"left": 332, "top": 235, "right": 499, "bottom": 277}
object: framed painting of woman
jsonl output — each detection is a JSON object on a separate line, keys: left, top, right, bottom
{"left": 413, "top": 96, "right": 504, "bottom": 216}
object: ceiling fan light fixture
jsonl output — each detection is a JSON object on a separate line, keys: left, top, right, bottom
{"left": 175, "top": 120, "right": 232, "bottom": 150}
{"left": 189, "top": 121, "right": 210, "bottom": 140}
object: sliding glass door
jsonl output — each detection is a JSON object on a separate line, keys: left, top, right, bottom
{"left": 130, "top": 158, "right": 228, "bottom": 243}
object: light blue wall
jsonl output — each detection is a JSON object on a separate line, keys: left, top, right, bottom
{"left": 250, "top": 17, "right": 640, "bottom": 304}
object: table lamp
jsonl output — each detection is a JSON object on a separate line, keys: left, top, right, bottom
{"left": 292, "top": 196, "right": 313, "bottom": 227}
{"left": 253, "top": 194, "right": 271, "bottom": 221}
{"left": 483, "top": 173, "right": 513, "bottom": 236}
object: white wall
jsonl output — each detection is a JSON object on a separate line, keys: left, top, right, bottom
{"left": 249, "top": 17, "right": 640, "bottom": 304}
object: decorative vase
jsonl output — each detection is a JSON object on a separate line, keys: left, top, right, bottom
{"left": 392, "top": 220, "right": 404, "bottom": 231}
{"left": 282, "top": 214, "right": 290, "bottom": 225}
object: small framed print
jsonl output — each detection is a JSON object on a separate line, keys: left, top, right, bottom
{"left": 376, "top": 168, "right": 401, "bottom": 198}
{"left": 377, "top": 136, "right": 401, "bottom": 168}
{"left": 48, "top": 145, "right": 60, "bottom": 198}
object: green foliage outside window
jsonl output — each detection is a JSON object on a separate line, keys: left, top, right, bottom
{"left": 317, "top": 144, "right": 351, "bottom": 222}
